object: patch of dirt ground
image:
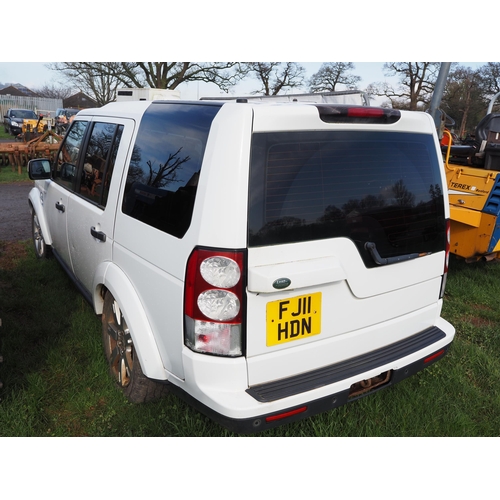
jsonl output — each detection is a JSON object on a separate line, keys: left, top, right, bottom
{"left": 0, "top": 182, "right": 33, "bottom": 242}
{"left": 0, "top": 241, "right": 29, "bottom": 271}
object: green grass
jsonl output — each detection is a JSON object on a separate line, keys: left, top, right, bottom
{"left": 0, "top": 166, "right": 30, "bottom": 183}
{"left": 1, "top": 125, "right": 43, "bottom": 182}
{"left": 0, "top": 126, "right": 31, "bottom": 182}
{"left": 0, "top": 240, "right": 499, "bottom": 436}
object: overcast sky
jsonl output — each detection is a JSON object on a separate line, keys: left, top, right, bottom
{"left": 0, "top": 61, "right": 487, "bottom": 102}
{"left": 0, "top": 62, "right": 396, "bottom": 92}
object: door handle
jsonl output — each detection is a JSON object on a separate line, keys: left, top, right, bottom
{"left": 91, "top": 227, "right": 106, "bottom": 242}
{"left": 55, "top": 201, "right": 65, "bottom": 213}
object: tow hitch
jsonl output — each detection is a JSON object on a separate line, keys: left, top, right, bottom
{"left": 349, "top": 371, "right": 392, "bottom": 398}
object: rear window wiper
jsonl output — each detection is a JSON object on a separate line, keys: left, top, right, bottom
{"left": 365, "top": 242, "right": 430, "bottom": 266}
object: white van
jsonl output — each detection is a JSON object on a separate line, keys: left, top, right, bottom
{"left": 28, "top": 98, "right": 455, "bottom": 433}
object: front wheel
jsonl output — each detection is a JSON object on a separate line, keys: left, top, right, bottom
{"left": 32, "top": 211, "right": 51, "bottom": 259}
{"left": 101, "top": 292, "right": 169, "bottom": 403}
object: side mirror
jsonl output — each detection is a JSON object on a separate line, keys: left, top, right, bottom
{"left": 28, "top": 158, "right": 51, "bottom": 180}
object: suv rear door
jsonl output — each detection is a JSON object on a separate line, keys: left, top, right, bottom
{"left": 67, "top": 118, "right": 134, "bottom": 296}
{"left": 245, "top": 105, "right": 448, "bottom": 387}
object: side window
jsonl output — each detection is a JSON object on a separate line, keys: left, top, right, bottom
{"left": 78, "top": 122, "right": 124, "bottom": 207}
{"left": 122, "top": 102, "right": 220, "bottom": 238}
{"left": 54, "top": 120, "right": 89, "bottom": 191}
{"left": 102, "top": 125, "right": 123, "bottom": 207}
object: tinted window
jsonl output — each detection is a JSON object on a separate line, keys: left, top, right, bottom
{"left": 122, "top": 102, "right": 221, "bottom": 238}
{"left": 79, "top": 122, "right": 123, "bottom": 207}
{"left": 248, "top": 130, "right": 446, "bottom": 268}
{"left": 102, "top": 125, "right": 123, "bottom": 207}
{"left": 54, "top": 120, "right": 89, "bottom": 191}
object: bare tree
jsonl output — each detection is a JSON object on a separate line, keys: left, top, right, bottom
{"left": 308, "top": 62, "right": 361, "bottom": 92}
{"left": 477, "top": 62, "right": 500, "bottom": 115}
{"left": 368, "top": 62, "right": 441, "bottom": 110}
{"left": 48, "top": 62, "right": 124, "bottom": 106}
{"left": 32, "top": 83, "right": 75, "bottom": 100}
{"left": 117, "top": 62, "right": 246, "bottom": 91}
{"left": 48, "top": 62, "right": 247, "bottom": 106}
{"left": 441, "top": 66, "right": 486, "bottom": 138}
{"left": 245, "top": 62, "right": 305, "bottom": 95}
{"left": 481, "top": 62, "right": 500, "bottom": 95}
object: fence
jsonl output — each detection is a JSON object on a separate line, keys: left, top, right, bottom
{"left": 0, "top": 95, "right": 63, "bottom": 120}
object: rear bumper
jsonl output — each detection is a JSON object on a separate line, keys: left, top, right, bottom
{"left": 173, "top": 339, "right": 452, "bottom": 434}
{"left": 246, "top": 325, "right": 446, "bottom": 402}
{"left": 175, "top": 320, "right": 455, "bottom": 433}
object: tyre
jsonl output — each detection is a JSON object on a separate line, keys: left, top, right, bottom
{"left": 32, "top": 212, "right": 51, "bottom": 259}
{"left": 101, "top": 292, "right": 169, "bottom": 403}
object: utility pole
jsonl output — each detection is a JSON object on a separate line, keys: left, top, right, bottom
{"left": 429, "top": 62, "right": 452, "bottom": 138}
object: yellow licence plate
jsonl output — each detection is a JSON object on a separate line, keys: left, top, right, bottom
{"left": 266, "top": 292, "right": 322, "bottom": 347}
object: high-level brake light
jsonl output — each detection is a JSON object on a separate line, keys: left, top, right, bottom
{"left": 347, "top": 107, "right": 385, "bottom": 117}
{"left": 316, "top": 105, "right": 401, "bottom": 124}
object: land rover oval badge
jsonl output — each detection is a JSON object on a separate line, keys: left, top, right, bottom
{"left": 273, "top": 278, "right": 291, "bottom": 290}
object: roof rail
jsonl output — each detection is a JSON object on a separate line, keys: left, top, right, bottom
{"left": 200, "top": 90, "right": 370, "bottom": 106}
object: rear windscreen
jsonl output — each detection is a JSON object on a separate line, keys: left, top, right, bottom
{"left": 248, "top": 130, "right": 446, "bottom": 268}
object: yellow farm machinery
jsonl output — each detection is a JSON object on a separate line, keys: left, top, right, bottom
{"left": 442, "top": 89, "right": 500, "bottom": 262}
{"left": 427, "top": 63, "right": 500, "bottom": 262}
{"left": 442, "top": 95, "right": 500, "bottom": 262}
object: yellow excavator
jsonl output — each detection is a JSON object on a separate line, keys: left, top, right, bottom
{"left": 431, "top": 63, "right": 500, "bottom": 262}
{"left": 441, "top": 94, "right": 500, "bottom": 262}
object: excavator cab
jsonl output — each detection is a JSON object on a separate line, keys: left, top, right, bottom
{"left": 443, "top": 91, "right": 500, "bottom": 168}
{"left": 474, "top": 113, "right": 500, "bottom": 170}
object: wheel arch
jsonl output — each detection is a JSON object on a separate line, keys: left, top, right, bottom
{"left": 99, "top": 263, "right": 168, "bottom": 381}
{"left": 28, "top": 187, "right": 53, "bottom": 246}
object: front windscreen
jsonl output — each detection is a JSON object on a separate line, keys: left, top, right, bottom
{"left": 248, "top": 130, "right": 446, "bottom": 268}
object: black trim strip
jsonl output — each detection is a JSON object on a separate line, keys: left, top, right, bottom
{"left": 246, "top": 326, "right": 446, "bottom": 402}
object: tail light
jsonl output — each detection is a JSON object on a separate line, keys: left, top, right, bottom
{"left": 439, "top": 219, "right": 450, "bottom": 299}
{"left": 184, "top": 247, "right": 245, "bottom": 356}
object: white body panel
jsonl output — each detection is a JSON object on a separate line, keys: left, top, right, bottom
{"left": 115, "top": 88, "right": 181, "bottom": 102}
{"left": 28, "top": 99, "right": 455, "bottom": 429}
{"left": 66, "top": 117, "right": 135, "bottom": 293}
{"left": 43, "top": 181, "right": 72, "bottom": 265}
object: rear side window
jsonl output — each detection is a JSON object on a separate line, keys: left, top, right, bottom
{"left": 122, "top": 102, "right": 221, "bottom": 238}
{"left": 248, "top": 130, "right": 446, "bottom": 268}
{"left": 79, "top": 122, "right": 123, "bottom": 207}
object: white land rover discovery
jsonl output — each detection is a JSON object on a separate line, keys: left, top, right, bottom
{"left": 28, "top": 98, "right": 455, "bottom": 433}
